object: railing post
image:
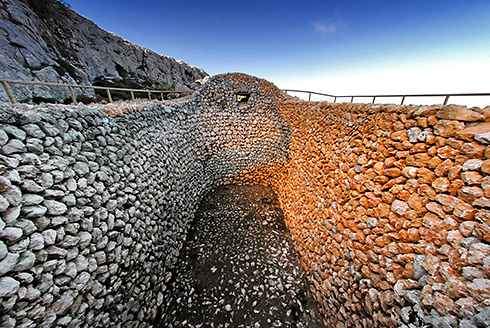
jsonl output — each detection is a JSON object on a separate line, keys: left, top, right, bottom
{"left": 443, "top": 95, "right": 450, "bottom": 105}
{"left": 148, "top": 91, "right": 151, "bottom": 101}
{"left": 68, "top": 86, "right": 78, "bottom": 105}
{"left": 401, "top": 96, "right": 406, "bottom": 105}
{"left": 308, "top": 92, "right": 311, "bottom": 101}
{"left": 1, "top": 80, "right": 16, "bottom": 104}
{"left": 130, "top": 90, "right": 135, "bottom": 101}
{"left": 161, "top": 92, "right": 164, "bottom": 101}
{"left": 334, "top": 97, "right": 337, "bottom": 103}
{"left": 106, "top": 89, "right": 113, "bottom": 103}
{"left": 350, "top": 96, "right": 354, "bottom": 103}
{"left": 372, "top": 96, "right": 376, "bottom": 104}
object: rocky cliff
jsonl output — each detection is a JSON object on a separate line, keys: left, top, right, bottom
{"left": 0, "top": 0, "right": 208, "bottom": 103}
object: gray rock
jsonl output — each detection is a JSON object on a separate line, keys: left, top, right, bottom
{"left": 38, "top": 121, "right": 60, "bottom": 137}
{"left": 0, "top": 195, "right": 9, "bottom": 212}
{"left": 0, "top": 129, "right": 8, "bottom": 146}
{"left": 22, "top": 179, "right": 45, "bottom": 192}
{"left": 78, "top": 231, "right": 92, "bottom": 248}
{"left": 22, "top": 205, "right": 47, "bottom": 218}
{"left": 407, "top": 127, "right": 422, "bottom": 143}
{"left": 73, "top": 162, "right": 89, "bottom": 176}
{"left": 44, "top": 199, "right": 68, "bottom": 215}
{"left": 0, "top": 240, "right": 7, "bottom": 260}
{"left": 2, "top": 125, "right": 26, "bottom": 140}
{"left": 0, "top": 253, "right": 19, "bottom": 275}
{"left": 0, "top": 227, "right": 23, "bottom": 241}
{"left": 42, "top": 229, "right": 57, "bottom": 245}
{"left": 62, "top": 194, "right": 76, "bottom": 206}
{"left": 0, "top": 277, "right": 20, "bottom": 298}
{"left": 29, "top": 232, "right": 44, "bottom": 250}
{"left": 3, "top": 206, "right": 21, "bottom": 223}
{"left": 14, "top": 251, "right": 36, "bottom": 271}
{"left": 1, "top": 139, "right": 26, "bottom": 154}
{"left": 75, "top": 255, "right": 89, "bottom": 272}
{"left": 22, "top": 193, "right": 44, "bottom": 206}
{"left": 24, "top": 286, "right": 41, "bottom": 301}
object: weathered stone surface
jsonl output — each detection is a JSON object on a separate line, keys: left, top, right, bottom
{"left": 433, "top": 120, "right": 465, "bottom": 137}
{"left": 0, "top": 277, "right": 20, "bottom": 298}
{"left": 436, "top": 105, "right": 485, "bottom": 122}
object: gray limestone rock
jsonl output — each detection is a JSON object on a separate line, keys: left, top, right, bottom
{"left": 14, "top": 251, "right": 36, "bottom": 271}
{"left": 0, "top": 277, "right": 20, "bottom": 298}
{"left": 0, "top": 240, "right": 7, "bottom": 260}
{"left": 0, "top": 253, "right": 19, "bottom": 275}
{"left": 1, "top": 139, "right": 26, "bottom": 154}
{"left": 44, "top": 199, "right": 68, "bottom": 215}
{"left": 0, "top": 227, "right": 23, "bottom": 242}
{"left": 0, "top": 195, "right": 9, "bottom": 212}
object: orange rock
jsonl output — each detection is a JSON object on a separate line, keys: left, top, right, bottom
{"left": 436, "top": 105, "right": 485, "bottom": 122}
{"left": 417, "top": 116, "right": 429, "bottom": 127}
{"left": 473, "top": 197, "right": 490, "bottom": 208}
{"left": 407, "top": 194, "right": 428, "bottom": 211}
{"left": 435, "top": 194, "right": 463, "bottom": 213}
{"left": 434, "top": 159, "right": 454, "bottom": 177}
{"left": 475, "top": 209, "right": 490, "bottom": 225}
{"left": 411, "top": 143, "right": 430, "bottom": 153}
{"left": 437, "top": 145, "right": 460, "bottom": 159}
{"left": 474, "top": 223, "right": 490, "bottom": 243}
{"left": 422, "top": 212, "right": 443, "bottom": 229}
{"left": 433, "top": 292, "right": 458, "bottom": 315}
{"left": 406, "top": 153, "right": 432, "bottom": 167}
{"left": 448, "top": 165, "right": 462, "bottom": 180}
{"left": 458, "top": 186, "right": 484, "bottom": 203}
{"left": 391, "top": 200, "right": 409, "bottom": 216}
{"left": 428, "top": 156, "right": 443, "bottom": 169}
{"left": 431, "top": 177, "right": 450, "bottom": 193}
{"left": 423, "top": 254, "right": 441, "bottom": 275}
{"left": 448, "top": 179, "right": 465, "bottom": 196}
{"left": 461, "top": 142, "right": 486, "bottom": 158}
{"left": 456, "top": 122, "right": 490, "bottom": 141}
{"left": 482, "top": 160, "right": 490, "bottom": 174}
{"left": 453, "top": 203, "right": 476, "bottom": 220}
{"left": 420, "top": 227, "right": 438, "bottom": 243}
{"left": 417, "top": 168, "right": 436, "bottom": 184}
{"left": 461, "top": 171, "right": 483, "bottom": 185}
{"left": 433, "top": 120, "right": 466, "bottom": 137}
{"left": 418, "top": 184, "right": 437, "bottom": 200}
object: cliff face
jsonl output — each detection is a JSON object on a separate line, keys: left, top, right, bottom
{"left": 0, "top": 0, "right": 208, "bottom": 102}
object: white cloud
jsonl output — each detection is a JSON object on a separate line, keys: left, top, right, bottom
{"left": 314, "top": 21, "right": 338, "bottom": 35}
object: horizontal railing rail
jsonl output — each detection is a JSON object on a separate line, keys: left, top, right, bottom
{"left": 282, "top": 89, "right": 490, "bottom": 105}
{"left": 0, "top": 78, "right": 193, "bottom": 105}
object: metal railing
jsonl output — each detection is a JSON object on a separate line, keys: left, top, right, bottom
{"left": 282, "top": 89, "right": 490, "bottom": 105}
{"left": 0, "top": 78, "right": 193, "bottom": 105}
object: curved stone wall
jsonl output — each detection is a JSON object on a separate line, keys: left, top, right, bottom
{"left": 0, "top": 73, "right": 289, "bottom": 327}
{"left": 1, "top": 72, "right": 489, "bottom": 328}
{"left": 230, "top": 100, "right": 490, "bottom": 327}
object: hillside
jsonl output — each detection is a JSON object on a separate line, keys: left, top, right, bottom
{"left": 0, "top": 0, "right": 208, "bottom": 103}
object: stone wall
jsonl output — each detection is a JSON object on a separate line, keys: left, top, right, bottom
{"left": 230, "top": 99, "right": 490, "bottom": 327}
{"left": 0, "top": 73, "right": 289, "bottom": 327}
{"left": 1, "top": 72, "right": 489, "bottom": 328}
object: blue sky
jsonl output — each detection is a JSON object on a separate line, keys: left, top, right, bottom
{"left": 67, "top": 0, "right": 490, "bottom": 106}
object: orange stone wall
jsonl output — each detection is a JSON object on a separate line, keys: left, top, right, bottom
{"left": 227, "top": 100, "right": 490, "bottom": 327}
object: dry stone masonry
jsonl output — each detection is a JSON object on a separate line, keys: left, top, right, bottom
{"left": 1, "top": 73, "right": 489, "bottom": 327}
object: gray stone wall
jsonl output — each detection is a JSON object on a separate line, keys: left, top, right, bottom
{"left": 0, "top": 74, "right": 290, "bottom": 327}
